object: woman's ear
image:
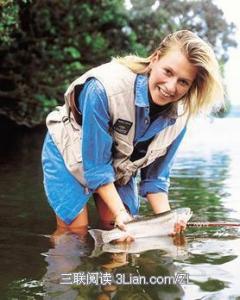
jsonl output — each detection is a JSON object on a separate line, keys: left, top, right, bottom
{"left": 149, "top": 51, "right": 159, "bottom": 67}
{"left": 149, "top": 56, "right": 156, "bottom": 70}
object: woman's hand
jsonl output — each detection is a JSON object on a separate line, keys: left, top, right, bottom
{"left": 173, "top": 220, "right": 187, "bottom": 234}
{"left": 114, "top": 209, "right": 134, "bottom": 243}
{"left": 147, "top": 193, "right": 188, "bottom": 235}
{"left": 114, "top": 209, "right": 133, "bottom": 230}
{"left": 95, "top": 183, "right": 134, "bottom": 242}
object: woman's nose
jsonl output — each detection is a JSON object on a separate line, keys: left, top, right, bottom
{"left": 166, "top": 78, "right": 177, "bottom": 95}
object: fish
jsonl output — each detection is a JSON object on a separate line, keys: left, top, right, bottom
{"left": 89, "top": 207, "right": 192, "bottom": 245}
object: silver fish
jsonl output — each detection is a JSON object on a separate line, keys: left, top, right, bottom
{"left": 89, "top": 207, "right": 192, "bottom": 245}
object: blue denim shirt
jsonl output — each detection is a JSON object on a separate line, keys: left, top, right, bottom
{"left": 78, "top": 75, "right": 186, "bottom": 196}
{"left": 42, "top": 74, "right": 186, "bottom": 223}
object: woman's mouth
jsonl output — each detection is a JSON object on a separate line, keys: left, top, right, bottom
{"left": 158, "top": 86, "right": 172, "bottom": 98}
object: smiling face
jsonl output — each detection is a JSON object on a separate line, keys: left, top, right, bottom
{"left": 148, "top": 49, "right": 198, "bottom": 106}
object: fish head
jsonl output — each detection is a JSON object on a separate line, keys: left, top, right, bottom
{"left": 175, "top": 207, "right": 192, "bottom": 223}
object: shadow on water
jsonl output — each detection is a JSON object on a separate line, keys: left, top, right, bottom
{"left": 1, "top": 114, "right": 240, "bottom": 299}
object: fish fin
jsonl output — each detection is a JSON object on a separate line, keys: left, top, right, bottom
{"left": 88, "top": 229, "right": 105, "bottom": 245}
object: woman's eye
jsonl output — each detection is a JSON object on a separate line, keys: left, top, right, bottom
{"left": 164, "top": 69, "right": 172, "bottom": 76}
{"left": 179, "top": 79, "right": 189, "bottom": 86}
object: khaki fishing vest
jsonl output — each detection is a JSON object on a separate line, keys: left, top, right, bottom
{"left": 46, "top": 61, "right": 188, "bottom": 189}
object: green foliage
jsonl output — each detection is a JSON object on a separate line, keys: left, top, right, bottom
{"left": 0, "top": 0, "right": 19, "bottom": 46}
{"left": 0, "top": 0, "right": 237, "bottom": 126}
{"left": 0, "top": 0, "right": 131, "bottom": 126}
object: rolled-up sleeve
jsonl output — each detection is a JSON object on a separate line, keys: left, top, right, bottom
{"left": 78, "top": 78, "right": 115, "bottom": 191}
{"left": 139, "top": 126, "right": 186, "bottom": 197}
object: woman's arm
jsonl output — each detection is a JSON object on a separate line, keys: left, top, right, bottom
{"left": 140, "top": 127, "right": 186, "bottom": 213}
{"left": 141, "top": 127, "right": 188, "bottom": 233}
{"left": 96, "top": 182, "right": 132, "bottom": 230}
{"left": 78, "top": 79, "right": 132, "bottom": 231}
{"left": 146, "top": 192, "right": 170, "bottom": 214}
{"left": 147, "top": 191, "right": 186, "bottom": 234}
{"left": 96, "top": 182, "right": 126, "bottom": 216}
{"left": 79, "top": 79, "right": 115, "bottom": 191}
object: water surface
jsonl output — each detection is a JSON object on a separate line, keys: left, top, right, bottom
{"left": 0, "top": 111, "right": 239, "bottom": 299}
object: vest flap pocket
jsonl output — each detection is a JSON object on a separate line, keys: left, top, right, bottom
{"left": 63, "top": 134, "right": 82, "bottom": 166}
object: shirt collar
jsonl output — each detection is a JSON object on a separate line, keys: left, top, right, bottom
{"left": 135, "top": 74, "right": 150, "bottom": 107}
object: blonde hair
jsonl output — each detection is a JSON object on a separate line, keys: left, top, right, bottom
{"left": 114, "top": 30, "right": 224, "bottom": 117}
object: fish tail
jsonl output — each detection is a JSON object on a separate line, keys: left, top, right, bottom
{"left": 89, "top": 245, "right": 103, "bottom": 258}
{"left": 88, "top": 229, "right": 105, "bottom": 245}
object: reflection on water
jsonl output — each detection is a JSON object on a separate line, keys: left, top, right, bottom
{"left": 170, "top": 115, "right": 240, "bottom": 299}
{"left": 0, "top": 112, "right": 240, "bottom": 299}
{"left": 90, "top": 235, "right": 188, "bottom": 259}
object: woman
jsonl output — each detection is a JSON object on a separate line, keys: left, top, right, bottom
{"left": 42, "top": 30, "right": 224, "bottom": 239}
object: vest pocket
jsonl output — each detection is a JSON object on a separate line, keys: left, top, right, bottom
{"left": 62, "top": 128, "right": 82, "bottom": 166}
{"left": 61, "top": 129, "right": 88, "bottom": 186}
{"left": 112, "top": 130, "right": 131, "bottom": 141}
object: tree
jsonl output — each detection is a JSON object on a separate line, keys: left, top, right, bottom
{"left": 0, "top": 0, "right": 132, "bottom": 126}
{"left": 127, "top": 0, "right": 237, "bottom": 62}
{"left": 0, "top": 0, "right": 237, "bottom": 126}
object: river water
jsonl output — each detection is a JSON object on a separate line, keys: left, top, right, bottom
{"left": 0, "top": 108, "right": 239, "bottom": 299}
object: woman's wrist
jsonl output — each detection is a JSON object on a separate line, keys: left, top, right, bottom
{"left": 115, "top": 207, "right": 127, "bottom": 216}
{"left": 147, "top": 192, "right": 170, "bottom": 214}
{"left": 96, "top": 182, "right": 126, "bottom": 217}
{"left": 114, "top": 208, "right": 132, "bottom": 229}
